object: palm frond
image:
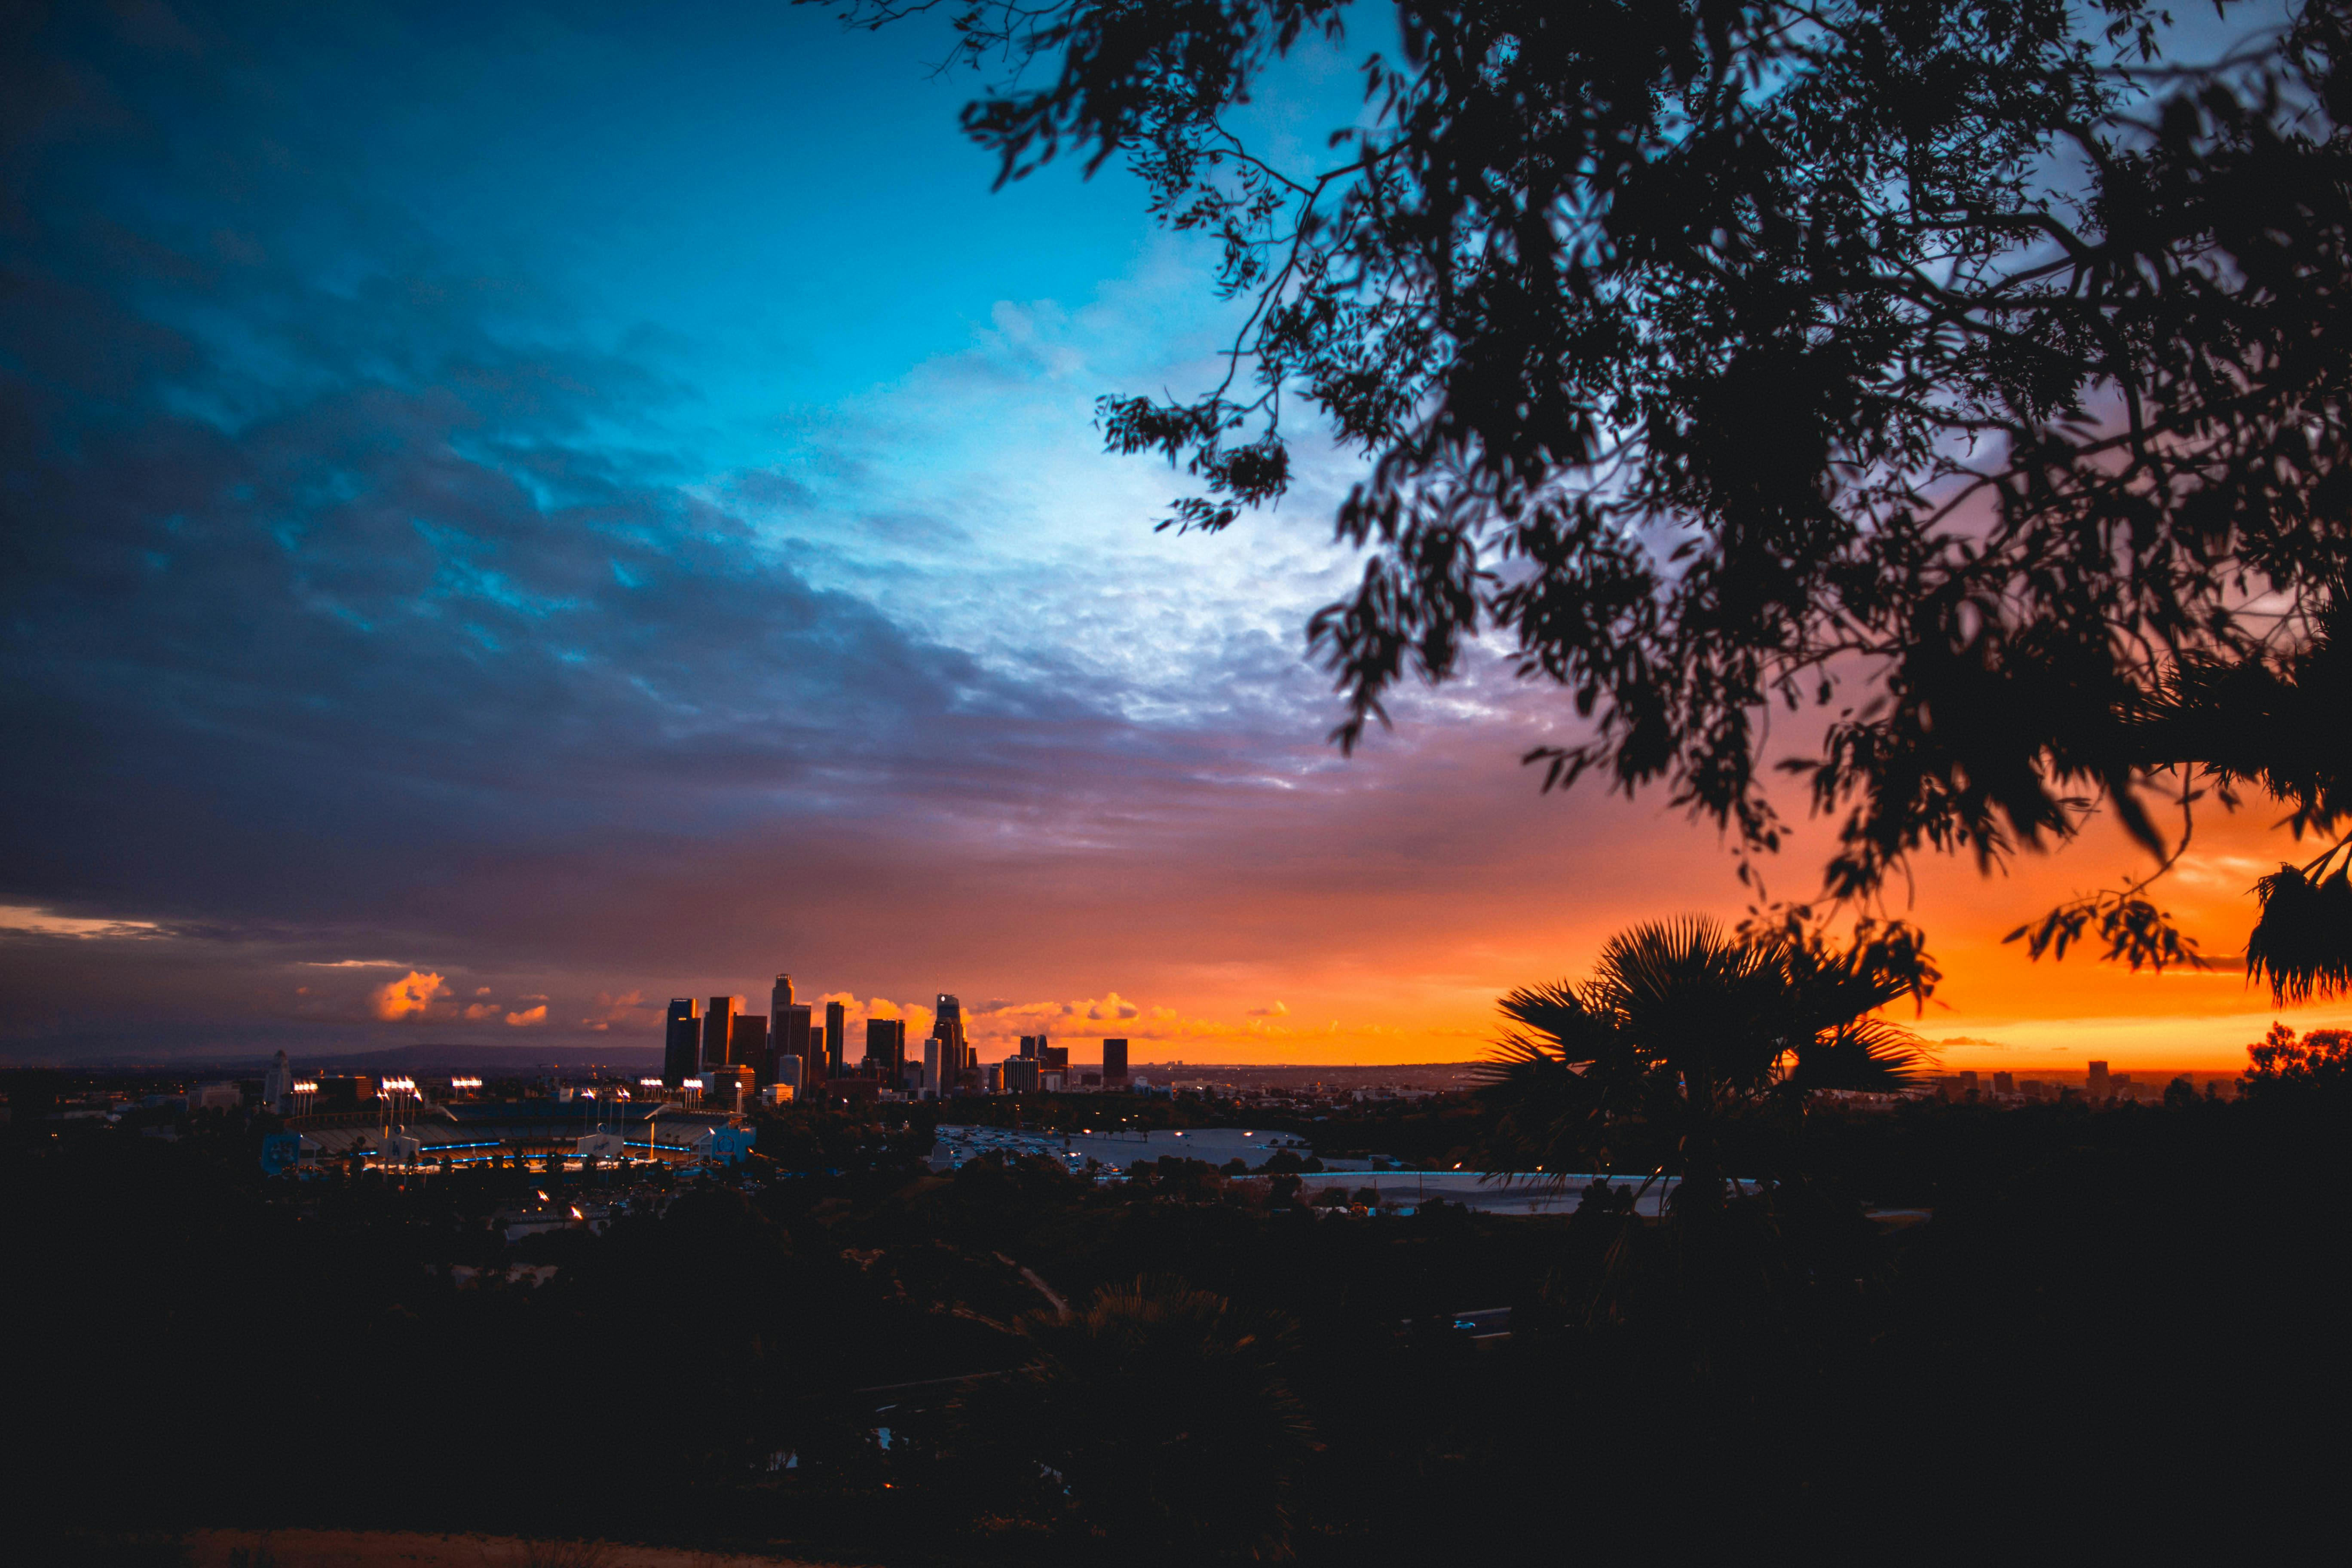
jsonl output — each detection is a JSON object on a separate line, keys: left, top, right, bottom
{"left": 1784, "top": 1018, "right": 1931, "bottom": 1092}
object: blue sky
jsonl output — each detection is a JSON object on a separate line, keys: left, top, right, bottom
{"left": 0, "top": 0, "right": 1531, "bottom": 1060}
{"left": 2, "top": 0, "right": 2326, "bottom": 1068}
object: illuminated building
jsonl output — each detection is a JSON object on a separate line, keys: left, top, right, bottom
{"left": 827, "top": 1000, "right": 847, "bottom": 1078}
{"left": 1004, "top": 1056, "right": 1040, "bottom": 1093}
{"left": 1102, "top": 1038, "right": 1129, "bottom": 1084}
{"left": 665, "top": 998, "right": 701, "bottom": 1085}
{"left": 772, "top": 974, "right": 814, "bottom": 1090}
{"left": 704, "top": 1064, "right": 755, "bottom": 1111}
{"left": 934, "top": 993, "right": 971, "bottom": 1080}
{"left": 702, "top": 995, "right": 739, "bottom": 1069}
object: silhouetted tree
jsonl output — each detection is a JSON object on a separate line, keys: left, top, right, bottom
{"left": 2242, "top": 1020, "right": 2352, "bottom": 1098}
{"left": 1478, "top": 916, "right": 1923, "bottom": 1201}
{"left": 962, "top": 1277, "right": 1314, "bottom": 1560}
{"left": 837, "top": 0, "right": 2352, "bottom": 986}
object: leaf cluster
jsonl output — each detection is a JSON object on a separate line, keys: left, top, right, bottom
{"left": 1476, "top": 915, "right": 1926, "bottom": 1185}
{"left": 838, "top": 0, "right": 2352, "bottom": 984}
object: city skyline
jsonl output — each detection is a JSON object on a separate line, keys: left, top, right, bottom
{"left": 3, "top": 0, "right": 2343, "bottom": 1074}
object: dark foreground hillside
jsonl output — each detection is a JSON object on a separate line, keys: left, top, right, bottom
{"left": 8, "top": 1090, "right": 2346, "bottom": 1562}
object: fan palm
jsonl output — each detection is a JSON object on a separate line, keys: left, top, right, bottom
{"left": 1479, "top": 917, "right": 1925, "bottom": 1207}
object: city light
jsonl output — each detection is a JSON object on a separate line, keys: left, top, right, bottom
{"left": 639, "top": 1078, "right": 665, "bottom": 1088}
{"left": 449, "top": 1076, "right": 483, "bottom": 1090}
{"left": 683, "top": 1078, "right": 704, "bottom": 1090}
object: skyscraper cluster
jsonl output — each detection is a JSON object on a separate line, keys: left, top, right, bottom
{"left": 658, "top": 978, "right": 1130, "bottom": 1102}
{"left": 663, "top": 976, "right": 919, "bottom": 1099}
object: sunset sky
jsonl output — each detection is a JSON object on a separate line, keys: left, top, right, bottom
{"left": 3, "top": 0, "right": 2337, "bottom": 1073}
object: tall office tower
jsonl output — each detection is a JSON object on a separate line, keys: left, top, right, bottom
{"left": 865, "top": 1017, "right": 906, "bottom": 1081}
{"left": 770, "top": 974, "right": 815, "bottom": 1091}
{"left": 730, "top": 1014, "right": 771, "bottom": 1081}
{"left": 778, "top": 1004, "right": 814, "bottom": 1090}
{"left": 2086, "top": 1060, "right": 2111, "bottom": 1099}
{"left": 703, "top": 995, "right": 741, "bottom": 1069}
{"left": 922, "top": 1031, "right": 941, "bottom": 1096}
{"left": 263, "top": 1050, "right": 294, "bottom": 1114}
{"left": 1102, "top": 1037, "right": 1130, "bottom": 1084}
{"left": 826, "top": 1000, "right": 847, "bottom": 1078}
{"left": 1019, "top": 1034, "right": 1040, "bottom": 1059}
{"left": 664, "top": 999, "right": 701, "bottom": 1085}
{"left": 931, "top": 1001, "right": 969, "bottom": 1086}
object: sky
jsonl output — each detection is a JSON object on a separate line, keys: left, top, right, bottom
{"left": 2, "top": 0, "right": 2340, "bottom": 1074}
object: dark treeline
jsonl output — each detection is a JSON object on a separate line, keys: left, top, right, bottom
{"left": 10, "top": 1062, "right": 2349, "bottom": 1562}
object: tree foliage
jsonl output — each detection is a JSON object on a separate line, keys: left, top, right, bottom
{"left": 1476, "top": 916, "right": 1925, "bottom": 1192}
{"left": 2242, "top": 1018, "right": 2352, "bottom": 1093}
{"left": 965, "top": 1276, "right": 1315, "bottom": 1559}
{"left": 836, "top": 0, "right": 2352, "bottom": 994}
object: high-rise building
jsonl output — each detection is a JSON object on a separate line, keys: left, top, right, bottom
{"left": 826, "top": 999, "right": 847, "bottom": 1078}
{"left": 703, "top": 995, "right": 739, "bottom": 1069}
{"left": 664, "top": 998, "right": 701, "bottom": 1084}
{"left": 922, "top": 1032, "right": 941, "bottom": 1097}
{"left": 934, "top": 992, "right": 967, "bottom": 1062}
{"left": 1041, "top": 1042, "right": 1068, "bottom": 1072}
{"left": 771, "top": 974, "right": 814, "bottom": 1092}
{"left": 1993, "top": 1071, "right": 2015, "bottom": 1096}
{"left": 934, "top": 994, "right": 971, "bottom": 1086}
{"left": 1020, "top": 1034, "right": 1042, "bottom": 1058}
{"left": 263, "top": 1050, "right": 294, "bottom": 1114}
{"left": 731, "top": 1014, "right": 771, "bottom": 1081}
{"left": 866, "top": 1017, "right": 907, "bottom": 1081}
{"left": 1004, "top": 1056, "right": 1041, "bottom": 1093}
{"left": 2087, "top": 1060, "right": 2111, "bottom": 1099}
{"left": 1102, "top": 1038, "right": 1129, "bottom": 1084}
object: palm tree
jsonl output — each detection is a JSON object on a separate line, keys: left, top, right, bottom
{"left": 1479, "top": 917, "right": 1925, "bottom": 1209}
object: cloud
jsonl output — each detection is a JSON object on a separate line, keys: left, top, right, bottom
{"left": 463, "top": 1002, "right": 499, "bottom": 1020}
{"left": 373, "top": 970, "right": 446, "bottom": 1021}
{"left": 0, "top": 905, "right": 165, "bottom": 940}
{"left": 1087, "top": 992, "right": 1141, "bottom": 1020}
{"left": 505, "top": 1005, "right": 547, "bottom": 1026}
{"left": 1248, "top": 1001, "right": 1289, "bottom": 1017}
